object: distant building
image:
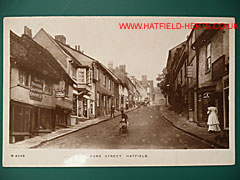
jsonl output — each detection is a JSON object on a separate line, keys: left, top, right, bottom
{"left": 93, "top": 61, "right": 119, "bottom": 116}
{"left": 139, "top": 75, "right": 155, "bottom": 104}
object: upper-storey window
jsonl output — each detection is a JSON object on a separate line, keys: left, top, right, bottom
{"left": 44, "top": 80, "right": 53, "bottom": 95}
{"left": 108, "top": 79, "right": 111, "bottom": 90}
{"left": 19, "top": 69, "right": 29, "bottom": 87}
{"left": 72, "top": 65, "right": 77, "bottom": 79}
{"left": 96, "top": 68, "right": 99, "bottom": 81}
{"left": 206, "top": 42, "right": 212, "bottom": 72}
{"left": 78, "top": 68, "right": 86, "bottom": 84}
{"left": 103, "top": 74, "right": 106, "bottom": 86}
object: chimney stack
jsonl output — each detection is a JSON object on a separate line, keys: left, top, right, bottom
{"left": 108, "top": 61, "right": 113, "bottom": 70}
{"left": 142, "top": 75, "right": 148, "bottom": 85}
{"left": 55, "top": 35, "right": 66, "bottom": 44}
{"left": 119, "top": 65, "right": 126, "bottom": 73}
{"left": 23, "top": 26, "right": 32, "bottom": 38}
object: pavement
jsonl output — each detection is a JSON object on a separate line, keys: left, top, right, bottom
{"left": 160, "top": 105, "right": 229, "bottom": 148}
{"left": 9, "top": 107, "right": 138, "bottom": 149}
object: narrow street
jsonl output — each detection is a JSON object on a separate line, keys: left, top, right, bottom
{"left": 38, "top": 102, "right": 212, "bottom": 149}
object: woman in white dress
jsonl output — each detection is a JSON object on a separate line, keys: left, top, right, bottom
{"left": 207, "top": 106, "right": 221, "bottom": 132}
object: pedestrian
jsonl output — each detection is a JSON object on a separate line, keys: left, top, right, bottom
{"left": 207, "top": 101, "right": 221, "bottom": 133}
{"left": 119, "top": 109, "right": 129, "bottom": 133}
{"left": 110, "top": 104, "right": 115, "bottom": 118}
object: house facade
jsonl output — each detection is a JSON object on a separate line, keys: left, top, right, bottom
{"left": 165, "top": 25, "right": 229, "bottom": 130}
{"left": 93, "top": 61, "right": 119, "bottom": 117}
{"left": 33, "top": 28, "right": 95, "bottom": 124}
{"left": 10, "top": 29, "right": 74, "bottom": 143}
{"left": 192, "top": 26, "right": 229, "bottom": 129}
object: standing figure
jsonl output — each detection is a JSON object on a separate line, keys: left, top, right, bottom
{"left": 110, "top": 104, "right": 115, "bottom": 118}
{"left": 207, "top": 106, "right": 221, "bottom": 133}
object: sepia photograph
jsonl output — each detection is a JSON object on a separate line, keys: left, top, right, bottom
{"left": 3, "top": 17, "right": 235, "bottom": 166}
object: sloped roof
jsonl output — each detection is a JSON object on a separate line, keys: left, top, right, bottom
{"left": 10, "top": 30, "right": 74, "bottom": 84}
{"left": 56, "top": 42, "right": 96, "bottom": 68}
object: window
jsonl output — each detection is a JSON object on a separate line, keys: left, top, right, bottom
{"left": 180, "top": 70, "right": 182, "bottom": 84}
{"left": 108, "top": 79, "right": 111, "bottom": 90}
{"left": 90, "top": 69, "right": 93, "bottom": 84}
{"left": 78, "top": 68, "right": 86, "bottom": 83}
{"left": 103, "top": 96, "right": 106, "bottom": 107}
{"left": 65, "top": 81, "right": 69, "bottom": 97}
{"left": 11, "top": 104, "right": 31, "bottom": 133}
{"left": 191, "top": 30, "right": 195, "bottom": 45}
{"left": 72, "top": 66, "right": 77, "bottom": 79}
{"left": 39, "top": 108, "right": 51, "bottom": 130}
{"left": 112, "top": 81, "right": 115, "bottom": 90}
{"left": 96, "top": 68, "right": 99, "bottom": 81}
{"left": 103, "top": 74, "right": 106, "bottom": 86}
{"left": 184, "top": 62, "right": 187, "bottom": 78}
{"left": 189, "top": 91, "right": 195, "bottom": 111}
{"left": 72, "top": 94, "right": 77, "bottom": 116}
{"left": 90, "top": 101, "right": 94, "bottom": 115}
{"left": 44, "top": 80, "right": 52, "bottom": 95}
{"left": 206, "top": 42, "right": 211, "bottom": 71}
{"left": 86, "top": 69, "right": 90, "bottom": 84}
{"left": 19, "top": 70, "right": 29, "bottom": 87}
{"left": 96, "top": 92, "right": 100, "bottom": 107}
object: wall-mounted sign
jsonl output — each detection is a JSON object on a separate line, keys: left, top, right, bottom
{"left": 187, "top": 66, "right": 193, "bottom": 78}
{"left": 203, "top": 92, "right": 211, "bottom": 99}
{"left": 30, "top": 75, "right": 43, "bottom": 102}
{"left": 55, "top": 90, "right": 65, "bottom": 98}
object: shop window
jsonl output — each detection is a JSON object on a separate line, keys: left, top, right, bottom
{"left": 90, "top": 101, "right": 94, "bottom": 115}
{"left": 189, "top": 92, "right": 195, "bottom": 111}
{"left": 44, "top": 80, "right": 53, "bottom": 95}
{"left": 72, "top": 94, "right": 77, "bottom": 116}
{"left": 103, "top": 96, "right": 106, "bottom": 107}
{"left": 206, "top": 42, "right": 211, "bottom": 72}
{"left": 96, "top": 92, "right": 100, "bottom": 107}
{"left": 39, "top": 108, "right": 51, "bottom": 130}
{"left": 11, "top": 104, "right": 31, "bottom": 133}
{"left": 19, "top": 70, "right": 29, "bottom": 87}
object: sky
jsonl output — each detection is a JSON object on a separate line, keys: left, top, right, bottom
{"left": 5, "top": 17, "right": 192, "bottom": 86}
